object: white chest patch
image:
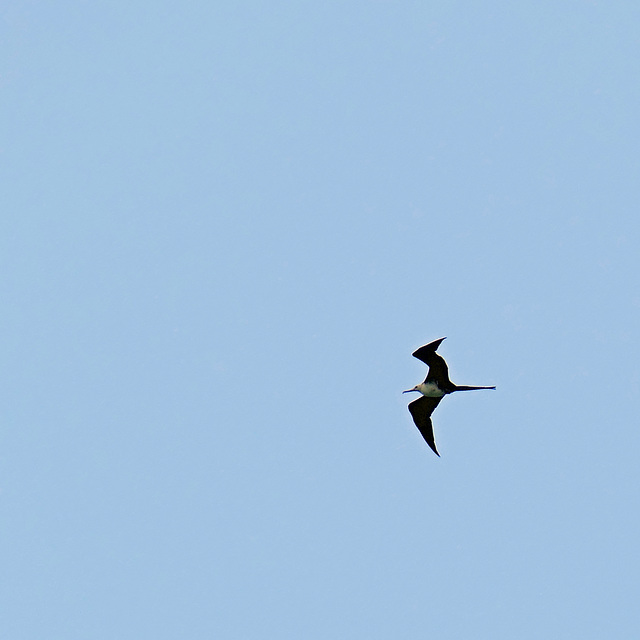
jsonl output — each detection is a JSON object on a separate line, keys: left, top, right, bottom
{"left": 417, "top": 382, "right": 446, "bottom": 398}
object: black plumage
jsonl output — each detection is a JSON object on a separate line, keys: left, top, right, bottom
{"left": 404, "top": 338, "right": 495, "bottom": 456}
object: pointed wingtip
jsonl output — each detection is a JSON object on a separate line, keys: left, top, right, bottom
{"left": 428, "top": 443, "right": 441, "bottom": 457}
{"left": 411, "top": 337, "right": 447, "bottom": 360}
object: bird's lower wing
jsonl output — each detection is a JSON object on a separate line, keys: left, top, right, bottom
{"left": 408, "top": 396, "right": 443, "bottom": 457}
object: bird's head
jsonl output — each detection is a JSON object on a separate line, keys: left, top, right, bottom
{"left": 402, "top": 386, "right": 420, "bottom": 394}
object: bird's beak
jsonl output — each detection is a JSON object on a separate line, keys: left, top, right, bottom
{"left": 402, "top": 388, "right": 417, "bottom": 394}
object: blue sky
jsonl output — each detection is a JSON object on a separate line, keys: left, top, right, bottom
{"left": 2, "top": 2, "right": 639, "bottom": 638}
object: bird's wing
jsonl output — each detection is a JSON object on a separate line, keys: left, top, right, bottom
{"left": 411, "top": 337, "right": 446, "bottom": 363}
{"left": 412, "top": 339, "right": 452, "bottom": 386}
{"left": 423, "top": 352, "right": 451, "bottom": 385}
{"left": 408, "top": 396, "right": 443, "bottom": 457}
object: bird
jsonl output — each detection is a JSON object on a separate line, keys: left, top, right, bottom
{"left": 403, "top": 337, "right": 495, "bottom": 456}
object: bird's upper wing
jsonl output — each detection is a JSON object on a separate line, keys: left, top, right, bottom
{"left": 408, "top": 396, "right": 443, "bottom": 457}
{"left": 412, "top": 338, "right": 452, "bottom": 386}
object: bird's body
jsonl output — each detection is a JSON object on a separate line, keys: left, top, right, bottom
{"left": 413, "top": 382, "right": 446, "bottom": 397}
{"left": 404, "top": 338, "right": 495, "bottom": 456}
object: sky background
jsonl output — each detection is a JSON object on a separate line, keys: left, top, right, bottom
{"left": 2, "top": 1, "right": 640, "bottom": 638}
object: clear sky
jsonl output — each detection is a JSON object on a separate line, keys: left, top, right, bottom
{"left": 2, "top": 2, "right": 639, "bottom": 638}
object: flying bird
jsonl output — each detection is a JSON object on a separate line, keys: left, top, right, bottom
{"left": 404, "top": 337, "right": 495, "bottom": 456}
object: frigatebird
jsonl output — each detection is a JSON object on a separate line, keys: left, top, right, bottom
{"left": 403, "top": 338, "right": 495, "bottom": 456}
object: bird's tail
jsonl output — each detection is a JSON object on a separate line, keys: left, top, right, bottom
{"left": 454, "top": 385, "right": 496, "bottom": 391}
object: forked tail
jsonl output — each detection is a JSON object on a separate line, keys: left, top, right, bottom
{"left": 454, "top": 385, "right": 496, "bottom": 391}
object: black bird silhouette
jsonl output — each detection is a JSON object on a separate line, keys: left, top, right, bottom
{"left": 403, "top": 338, "right": 495, "bottom": 456}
